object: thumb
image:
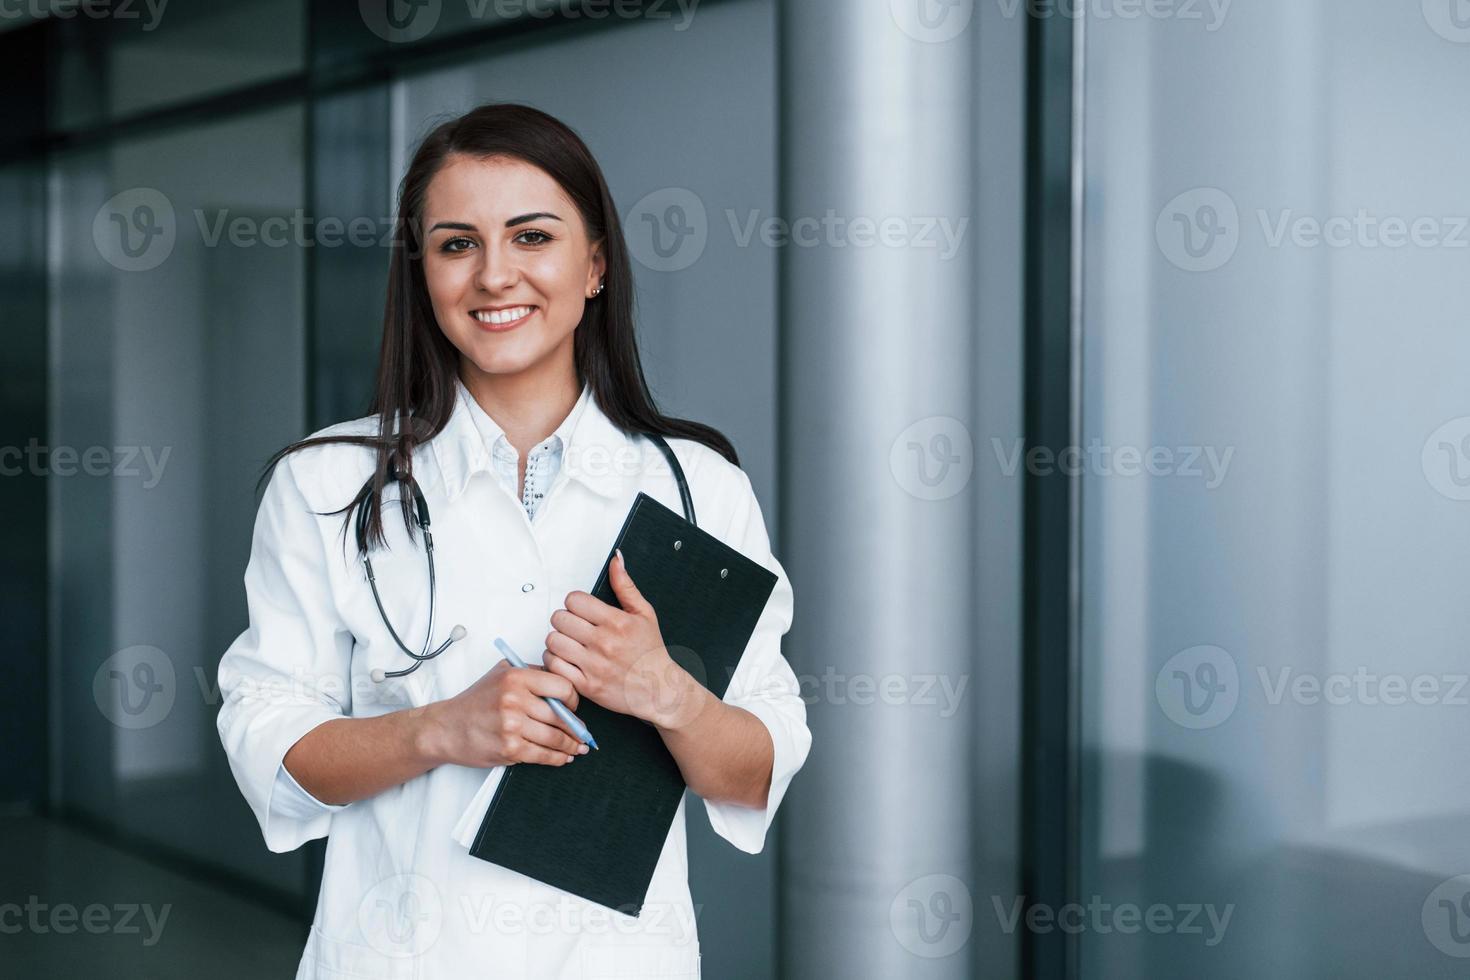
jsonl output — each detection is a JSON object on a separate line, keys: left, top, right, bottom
{"left": 610, "top": 548, "right": 649, "bottom": 614}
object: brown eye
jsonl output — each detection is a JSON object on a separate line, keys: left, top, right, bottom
{"left": 515, "top": 229, "right": 553, "bottom": 246}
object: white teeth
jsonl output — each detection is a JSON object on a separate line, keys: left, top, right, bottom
{"left": 473, "top": 306, "right": 534, "bottom": 325}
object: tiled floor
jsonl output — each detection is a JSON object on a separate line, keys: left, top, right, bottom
{"left": 1, "top": 814, "right": 305, "bottom": 979}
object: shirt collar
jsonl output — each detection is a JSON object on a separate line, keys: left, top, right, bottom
{"left": 432, "top": 377, "right": 628, "bottom": 502}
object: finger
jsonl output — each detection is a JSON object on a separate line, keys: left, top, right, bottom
{"left": 510, "top": 740, "right": 575, "bottom": 766}
{"left": 518, "top": 717, "right": 586, "bottom": 757}
{"left": 521, "top": 663, "right": 580, "bottom": 702}
{"left": 540, "top": 652, "right": 584, "bottom": 708}
{"left": 608, "top": 549, "right": 651, "bottom": 615}
{"left": 564, "top": 589, "right": 617, "bottom": 625}
{"left": 520, "top": 690, "right": 585, "bottom": 735}
{"left": 544, "top": 630, "right": 596, "bottom": 672}
{"left": 549, "top": 608, "right": 596, "bottom": 645}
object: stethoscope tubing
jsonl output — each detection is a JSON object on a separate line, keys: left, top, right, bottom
{"left": 359, "top": 431, "right": 691, "bottom": 681}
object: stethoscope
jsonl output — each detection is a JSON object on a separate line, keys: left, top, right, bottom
{"left": 358, "top": 431, "right": 696, "bottom": 682}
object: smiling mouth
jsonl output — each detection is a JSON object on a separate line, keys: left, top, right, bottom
{"left": 470, "top": 305, "right": 537, "bottom": 331}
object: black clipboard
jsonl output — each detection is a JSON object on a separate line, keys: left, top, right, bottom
{"left": 467, "top": 491, "right": 778, "bottom": 915}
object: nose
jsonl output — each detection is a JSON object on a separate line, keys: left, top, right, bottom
{"left": 474, "top": 240, "right": 520, "bottom": 293}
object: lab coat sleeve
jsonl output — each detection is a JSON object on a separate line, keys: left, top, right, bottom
{"left": 272, "top": 760, "right": 349, "bottom": 821}
{"left": 701, "top": 466, "right": 811, "bottom": 855}
{"left": 216, "top": 451, "right": 355, "bottom": 853}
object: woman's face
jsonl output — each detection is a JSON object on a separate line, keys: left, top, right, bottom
{"left": 420, "top": 153, "right": 605, "bottom": 385}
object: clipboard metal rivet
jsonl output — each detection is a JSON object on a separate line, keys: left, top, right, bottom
{"left": 673, "top": 540, "right": 682, "bottom": 550}
{"left": 720, "top": 568, "right": 728, "bottom": 578}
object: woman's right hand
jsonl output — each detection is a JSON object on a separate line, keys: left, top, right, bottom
{"left": 422, "top": 659, "right": 589, "bottom": 768}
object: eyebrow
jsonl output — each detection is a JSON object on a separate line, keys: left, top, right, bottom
{"left": 427, "top": 212, "right": 563, "bottom": 233}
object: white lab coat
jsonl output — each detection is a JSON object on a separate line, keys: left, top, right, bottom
{"left": 215, "top": 381, "right": 811, "bottom": 979}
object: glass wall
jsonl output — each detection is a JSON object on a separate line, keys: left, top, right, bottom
{"left": 51, "top": 0, "right": 305, "bottom": 133}
{"left": 50, "top": 103, "right": 309, "bottom": 896}
{"left": 1079, "top": 0, "right": 1470, "bottom": 976}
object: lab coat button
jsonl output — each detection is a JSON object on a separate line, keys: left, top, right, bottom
{"left": 521, "top": 582, "right": 535, "bottom": 592}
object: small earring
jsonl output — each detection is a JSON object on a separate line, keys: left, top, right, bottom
{"left": 592, "top": 279, "right": 604, "bottom": 297}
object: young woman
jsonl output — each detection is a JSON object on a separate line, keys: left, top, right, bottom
{"left": 216, "top": 102, "right": 810, "bottom": 979}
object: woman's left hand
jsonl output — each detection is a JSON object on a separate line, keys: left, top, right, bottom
{"left": 543, "top": 550, "right": 703, "bottom": 728}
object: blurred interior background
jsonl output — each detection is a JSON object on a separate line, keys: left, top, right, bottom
{"left": 2, "top": 1, "right": 1469, "bottom": 978}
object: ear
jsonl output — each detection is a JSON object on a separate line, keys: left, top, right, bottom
{"left": 587, "top": 240, "right": 607, "bottom": 297}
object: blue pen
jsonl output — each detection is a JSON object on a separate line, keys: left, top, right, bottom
{"left": 493, "top": 637, "right": 599, "bottom": 751}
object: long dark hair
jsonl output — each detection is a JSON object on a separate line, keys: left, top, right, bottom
{"left": 259, "top": 102, "right": 738, "bottom": 552}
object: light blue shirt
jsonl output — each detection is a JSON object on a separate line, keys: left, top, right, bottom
{"left": 272, "top": 380, "right": 593, "bottom": 814}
